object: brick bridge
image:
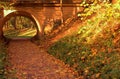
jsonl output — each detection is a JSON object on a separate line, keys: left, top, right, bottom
{"left": 0, "top": 3, "right": 83, "bottom": 39}
{"left": 0, "top": 0, "right": 116, "bottom": 39}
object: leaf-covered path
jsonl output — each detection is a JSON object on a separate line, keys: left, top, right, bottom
{"left": 7, "top": 40, "right": 77, "bottom": 79}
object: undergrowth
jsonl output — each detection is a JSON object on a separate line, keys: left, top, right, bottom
{"left": 48, "top": 1, "right": 120, "bottom": 79}
{"left": 0, "top": 39, "right": 7, "bottom": 79}
{"left": 0, "top": 39, "right": 17, "bottom": 79}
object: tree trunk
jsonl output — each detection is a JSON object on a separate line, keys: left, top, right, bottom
{"left": 13, "top": 16, "right": 17, "bottom": 29}
{"left": 0, "top": 8, "right": 4, "bottom": 38}
{"left": 60, "top": 0, "right": 64, "bottom": 24}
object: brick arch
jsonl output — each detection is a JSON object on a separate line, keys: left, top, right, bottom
{"left": 2, "top": 11, "right": 41, "bottom": 39}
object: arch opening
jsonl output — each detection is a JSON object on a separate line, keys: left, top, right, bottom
{"left": 2, "top": 11, "right": 40, "bottom": 40}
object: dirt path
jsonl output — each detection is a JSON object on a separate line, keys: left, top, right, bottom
{"left": 7, "top": 40, "right": 77, "bottom": 79}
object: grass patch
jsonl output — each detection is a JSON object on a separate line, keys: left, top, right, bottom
{"left": 48, "top": 27, "right": 120, "bottom": 79}
{"left": 3, "top": 28, "right": 37, "bottom": 39}
{"left": 48, "top": 2, "right": 120, "bottom": 79}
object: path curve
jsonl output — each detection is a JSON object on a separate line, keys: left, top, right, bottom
{"left": 7, "top": 40, "right": 77, "bottom": 79}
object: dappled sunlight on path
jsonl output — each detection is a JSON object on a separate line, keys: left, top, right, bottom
{"left": 7, "top": 40, "right": 77, "bottom": 79}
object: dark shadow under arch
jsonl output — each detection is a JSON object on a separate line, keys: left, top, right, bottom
{"left": 2, "top": 11, "right": 40, "bottom": 40}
